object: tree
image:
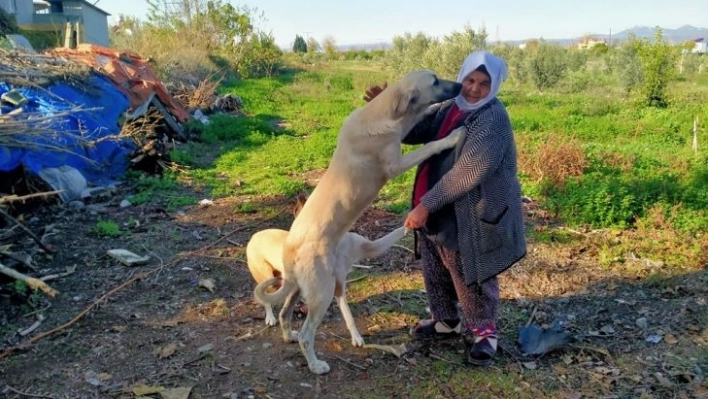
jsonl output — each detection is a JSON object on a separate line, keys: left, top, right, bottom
{"left": 322, "top": 35, "right": 337, "bottom": 58}
{"left": 526, "top": 41, "right": 567, "bottom": 92}
{"left": 139, "top": 0, "right": 281, "bottom": 79}
{"left": 306, "top": 37, "right": 320, "bottom": 53}
{"left": 634, "top": 27, "right": 677, "bottom": 107}
{"left": 607, "top": 37, "right": 643, "bottom": 95}
{"left": 293, "top": 35, "right": 307, "bottom": 53}
{"left": 145, "top": 0, "right": 254, "bottom": 48}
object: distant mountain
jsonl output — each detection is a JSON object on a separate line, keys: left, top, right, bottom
{"left": 594, "top": 25, "right": 708, "bottom": 44}
{"left": 290, "top": 25, "right": 708, "bottom": 53}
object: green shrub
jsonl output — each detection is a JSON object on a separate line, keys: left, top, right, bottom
{"left": 634, "top": 28, "right": 678, "bottom": 107}
{"left": 526, "top": 41, "right": 567, "bottom": 92}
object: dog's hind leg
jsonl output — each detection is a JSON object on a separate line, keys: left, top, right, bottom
{"left": 279, "top": 285, "right": 300, "bottom": 343}
{"left": 264, "top": 304, "right": 277, "bottom": 326}
{"left": 298, "top": 279, "right": 335, "bottom": 374}
{"left": 336, "top": 291, "right": 364, "bottom": 347}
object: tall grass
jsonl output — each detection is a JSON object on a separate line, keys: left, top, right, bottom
{"left": 172, "top": 55, "right": 708, "bottom": 240}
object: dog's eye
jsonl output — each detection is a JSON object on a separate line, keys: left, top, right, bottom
{"left": 410, "top": 96, "right": 417, "bottom": 104}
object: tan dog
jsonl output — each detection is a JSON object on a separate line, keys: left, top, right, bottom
{"left": 254, "top": 70, "right": 463, "bottom": 374}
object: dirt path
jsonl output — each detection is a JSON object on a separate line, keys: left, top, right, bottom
{"left": 0, "top": 184, "right": 706, "bottom": 399}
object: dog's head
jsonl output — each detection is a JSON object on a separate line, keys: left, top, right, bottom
{"left": 390, "top": 70, "right": 462, "bottom": 119}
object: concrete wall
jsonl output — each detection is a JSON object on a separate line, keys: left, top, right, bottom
{"left": 0, "top": 0, "right": 35, "bottom": 25}
{"left": 80, "top": 3, "right": 109, "bottom": 46}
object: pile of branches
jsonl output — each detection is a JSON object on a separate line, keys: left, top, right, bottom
{"left": 0, "top": 48, "right": 93, "bottom": 89}
{"left": 119, "top": 107, "right": 178, "bottom": 173}
{"left": 167, "top": 71, "right": 244, "bottom": 115}
{"left": 170, "top": 72, "right": 225, "bottom": 113}
{"left": 0, "top": 107, "right": 92, "bottom": 151}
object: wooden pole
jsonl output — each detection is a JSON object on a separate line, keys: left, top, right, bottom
{"left": 63, "top": 22, "right": 71, "bottom": 48}
{"left": 693, "top": 116, "right": 699, "bottom": 154}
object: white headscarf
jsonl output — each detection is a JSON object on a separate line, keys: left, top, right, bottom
{"left": 454, "top": 51, "right": 508, "bottom": 112}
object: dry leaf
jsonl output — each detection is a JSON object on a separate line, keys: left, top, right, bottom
{"left": 133, "top": 384, "right": 165, "bottom": 396}
{"left": 522, "top": 361, "right": 537, "bottom": 370}
{"left": 159, "top": 386, "right": 192, "bottom": 399}
{"left": 155, "top": 342, "right": 178, "bottom": 359}
{"left": 600, "top": 325, "right": 616, "bottom": 335}
{"left": 664, "top": 334, "right": 678, "bottom": 345}
{"left": 654, "top": 372, "right": 673, "bottom": 388}
{"left": 198, "top": 278, "right": 216, "bottom": 293}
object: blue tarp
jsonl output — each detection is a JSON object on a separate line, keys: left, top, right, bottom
{"left": 0, "top": 72, "right": 137, "bottom": 187}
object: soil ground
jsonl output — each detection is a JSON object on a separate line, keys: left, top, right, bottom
{"left": 0, "top": 173, "right": 706, "bottom": 399}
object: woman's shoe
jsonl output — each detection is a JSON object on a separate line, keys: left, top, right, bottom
{"left": 465, "top": 333, "right": 498, "bottom": 366}
{"left": 410, "top": 319, "right": 461, "bottom": 340}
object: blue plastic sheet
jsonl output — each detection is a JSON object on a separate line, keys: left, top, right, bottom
{"left": 0, "top": 72, "right": 136, "bottom": 186}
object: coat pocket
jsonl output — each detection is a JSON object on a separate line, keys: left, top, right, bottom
{"left": 479, "top": 206, "right": 509, "bottom": 254}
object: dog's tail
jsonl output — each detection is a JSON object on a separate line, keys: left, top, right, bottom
{"left": 254, "top": 277, "right": 298, "bottom": 305}
{"left": 360, "top": 226, "right": 407, "bottom": 259}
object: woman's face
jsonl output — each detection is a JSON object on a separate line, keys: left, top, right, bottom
{"left": 461, "top": 70, "right": 491, "bottom": 104}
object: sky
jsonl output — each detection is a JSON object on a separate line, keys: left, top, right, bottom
{"left": 93, "top": 0, "right": 708, "bottom": 47}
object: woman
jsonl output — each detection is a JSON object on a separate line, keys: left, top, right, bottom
{"left": 365, "top": 51, "right": 526, "bottom": 366}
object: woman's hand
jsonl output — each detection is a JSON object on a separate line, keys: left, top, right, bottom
{"left": 363, "top": 82, "right": 388, "bottom": 102}
{"left": 404, "top": 203, "right": 430, "bottom": 230}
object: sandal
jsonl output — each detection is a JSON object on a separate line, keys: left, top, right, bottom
{"left": 410, "top": 319, "right": 461, "bottom": 340}
{"left": 465, "top": 333, "right": 498, "bottom": 366}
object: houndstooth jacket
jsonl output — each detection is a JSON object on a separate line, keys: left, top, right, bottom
{"left": 403, "top": 98, "right": 527, "bottom": 286}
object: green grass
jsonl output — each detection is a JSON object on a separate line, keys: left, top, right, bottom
{"left": 92, "top": 219, "right": 122, "bottom": 237}
{"left": 169, "top": 59, "right": 708, "bottom": 245}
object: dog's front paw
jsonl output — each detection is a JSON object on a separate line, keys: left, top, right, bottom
{"left": 283, "top": 330, "right": 299, "bottom": 343}
{"left": 309, "top": 359, "right": 331, "bottom": 375}
{"left": 351, "top": 334, "right": 365, "bottom": 347}
{"left": 445, "top": 126, "right": 466, "bottom": 147}
{"left": 265, "top": 313, "right": 278, "bottom": 326}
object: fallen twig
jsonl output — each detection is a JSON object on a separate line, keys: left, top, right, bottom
{"left": 22, "top": 303, "right": 51, "bottom": 318}
{"left": 526, "top": 305, "right": 538, "bottom": 328}
{"left": 569, "top": 343, "right": 612, "bottom": 359}
{"left": 232, "top": 326, "right": 270, "bottom": 341}
{"left": 362, "top": 343, "right": 408, "bottom": 358}
{"left": 428, "top": 352, "right": 463, "bottom": 367}
{"left": 4, "top": 384, "right": 55, "bottom": 398}
{"left": 352, "top": 264, "right": 372, "bottom": 269}
{"left": 0, "top": 259, "right": 173, "bottom": 359}
{"left": 392, "top": 244, "right": 414, "bottom": 254}
{"left": 0, "top": 208, "right": 55, "bottom": 254}
{"left": 39, "top": 266, "right": 76, "bottom": 282}
{"left": 334, "top": 355, "right": 368, "bottom": 370}
{"left": 0, "top": 250, "right": 37, "bottom": 271}
{"left": 19, "top": 314, "right": 45, "bottom": 337}
{"left": 198, "top": 211, "right": 284, "bottom": 252}
{"left": 0, "top": 190, "right": 65, "bottom": 205}
{"left": 346, "top": 275, "right": 369, "bottom": 284}
{"left": 0, "top": 262, "right": 58, "bottom": 297}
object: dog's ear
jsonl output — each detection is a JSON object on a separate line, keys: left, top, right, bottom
{"left": 392, "top": 87, "right": 419, "bottom": 119}
{"left": 293, "top": 193, "right": 308, "bottom": 217}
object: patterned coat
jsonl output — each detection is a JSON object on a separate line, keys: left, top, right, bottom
{"left": 403, "top": 98, "right": 526, "bottom": 286}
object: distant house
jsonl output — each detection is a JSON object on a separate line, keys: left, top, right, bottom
{"left": 0, "top": 0, "right": 110, "bottom": 47}
{"left": 691, "top": 38, "right": 707, "bottom": 54}
{"left": 577, "top": 37, "right": 607, "bottom": 50}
